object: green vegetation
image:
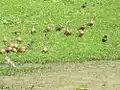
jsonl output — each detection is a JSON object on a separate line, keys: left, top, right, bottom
{"left": 76, "top": 88, "right": 88, "bottom": 90}
{"left": 0, "top": 0, "right": 120, "bottom": 65}
{"left": 0, "top": 67, "right": 40, "bottom": 76}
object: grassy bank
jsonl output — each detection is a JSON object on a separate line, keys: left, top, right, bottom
{"left": 0, "top": 0, "right": 120, "bottom": 64}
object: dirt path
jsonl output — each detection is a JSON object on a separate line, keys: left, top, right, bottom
{"left": 0, "top": 60, "right": 120, "bottom": 90}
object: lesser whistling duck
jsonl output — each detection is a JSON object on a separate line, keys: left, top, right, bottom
{"left": 0, "top": 48, "right": 6, "bottom": 54}
{"left": 88, "top": 18, "right": 94, "bottom": 26}
{"left": 78, "top": 29, "right": 84, "bottom": 37}
{"left": 3, "top": 36, "right": 8, "bottom": 42}
{"left": 31, "top": 26, "right": 36, "bottom": 34}
{"left": 16, "top": 36, "right": 23, "bottom": 43}
{"left": 17, "top": 46, "right": 28, "bottom": 52}
{"left": 9, "top": 43, "right": 18, "bottom": 49}
{"left": 41, "top": 46, "right": 48, "bottom": 53}
{"left": 55, "top": 25, "right": 64, "bottom": 31}
{"left": 17, "top": 43, "right": 31, "bottom": 52}
{"left": 79, "top": 25, "right": 85, "bottom": 30}
{"left": 45, "top": 25, "right": 51, "bottom": 32}
{"left": 41, "top": 42, "right": 48, "bottom": 53}
{"left": 12, "top": 48, "right": 17, "bottom": 53}
{"left": 5, "top": 46, "right": 13, "bottom": 53}
{"left": 12, "top": 31, "right": 21, "bottom": 36}
{"left": 64, "top": 28, "right": 72, "bottom": 36}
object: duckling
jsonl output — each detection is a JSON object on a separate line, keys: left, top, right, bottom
{"left": 82, "top": 2, "right": 87, "bottom": 8}
{"left": 31, "top": 26, "right": 36, "bottom": 34}
{"left": 41, "top": 46, "right": 48, "bottom": 53}
{"left": 0, "top": 48, "right": 6, "bottom": 54}
{"left": 79, "top": 25, "right": 85, "bottom": 30}
{"left": 16, "top": 36, "right": 23, "bottom": 43}
{"left": 3, "top": 36, "right": 8, "bottom": 42}
{"left": 55, "top": 25, "right": 64, "bottom": 31}
{"left": 5, "top": 56, "right": 16, "bottom": 67}
{"left": 88, "top": 18, "right": 94, "bottom": 26}
{"left": 64, "top": 28, "right": 72, "bottom": 36}
{"left": 102, "top": 35, "right": 107, "bottom": 43}
{"left": 78, "top": 29, "right": 84, "bottom": 37}
{"left": 12, "top": 31, "right": 21, "bottom": 36}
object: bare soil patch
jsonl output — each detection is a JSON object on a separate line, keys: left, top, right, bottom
{"left": 0, "top": 60, "right": 120, "bottom": 90}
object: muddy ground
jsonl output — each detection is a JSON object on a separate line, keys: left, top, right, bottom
{"left": 0, "top": 60, "right": 120, "bottom": 90}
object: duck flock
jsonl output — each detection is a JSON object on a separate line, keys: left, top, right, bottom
{"left": 0, "top": 2, "right": 108, "bottom": 67}
{"left": 0, "top": 18, "right": 96, "bottom": 54}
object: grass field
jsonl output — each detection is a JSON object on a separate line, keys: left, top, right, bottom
{"left": 0, "top": 0, "right": 120, "bottom": 63}
{"left": 0, "top": 1, "right": 120, "bottom": 90}
{"left": 0, "top": 0, "right": 120, "bottom": 74}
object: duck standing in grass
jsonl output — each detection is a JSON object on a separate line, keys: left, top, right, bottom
{"left": 0, "top": 48, "right": 6, "bottom": 54}
{"left": 64, "top": 27, "right": 72, "bottom": 36}
{"left": 78, "top": 29, "right": 85, "bottom": 37}
{"left": 87, "top": 18, "right": 94, "bottom": 26}
{"left": 42, "top": 46, "right": 48, "bottom": 53}
{"left": 17, "top": 41, "right": 34, "bottom": 53}
{"left": 2, "top": 36, "right": 9, "bottom": 45}
{"left": 5, "top": 46, "right": 13, "bottom": 53}
{"left": 45, "top": 25, "right": 51, "bottom": 32}
{"left": 41, "top": 42, "right": 48, "bottom": 53}
{"left": 16, "top": 36, "right": 23, "bottom": 43}
{"left": 12, "top": 31, "right": 21, "bottom": 36}
{"left": 82, "top": 2, "right": 87, "bottom": 8}
{"left": 77, "top": 25, "right": 85, "bottom": 37}
{"left": 102, "top": 35, "right": 107, "bottom": 43}
{"left": 55, "top": 25, "right": 64, "bottom": 31}
{"left": 12, "top": 47, "right": 17, "bottom": 53}
{"left": 17, "top": 46, "right": 28, "bottom": 52}
{"left": 31, "top": 26, "right": 36, "bottom": 34}
{"left": 79, "top": 25, "right": 85, "bottom": 30}
{"left": 5, "top": 56, "right": 16, "bottom": 67}
{"left": 3, "top": 36, "right": 8, "bottom": 42}
{"left": 43, "top": 25, "right": 51, "bottom": 39}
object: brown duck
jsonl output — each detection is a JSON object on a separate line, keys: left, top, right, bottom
{"left": 41, "top": 46, "right": 48, "bottom": 53}
{"left": 17, "top": 46, "right": 28, "bottom": 52}
{"left": 79, "top": 25, "right": 85, "bottom": 30}
{"left": 0, "top": 48, "right": 6, "bottom": 54}
{"left": 16, "top": 36, "right": 23, "bottom": 43}
{"left": 78, "top": 29, "right": 84, "bottom": 37}
{"left": 44, "top": 25, "right": 51, "bottom": 32}
{"left": 12, "top": 31, "right": 21, "bottom": 36}
{"left": 88, "top": 18, "right": 94, "bottom": 26}
{"left": 55, "top": 25, "right": 64, "bottom": 31}
{"left": 5, "top": 46, "right": 13, "bottom": 53}
{"left": 64, "top": 28, "right": 72, "bottom": 36}
{"left": 3, "top": 36, "right": 8, "bottom": 42}
{"left": 31, "top": 26, "right": 36, "bottom": 34}
{"left": 12, "top": 48, "right": 17, "bottom": 53}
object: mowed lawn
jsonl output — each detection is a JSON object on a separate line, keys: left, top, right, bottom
{"left": 0, "top": 0, "right": 120, "bottom": 64}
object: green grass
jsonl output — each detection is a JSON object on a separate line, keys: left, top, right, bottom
{"left": 0, "top": 0, "right": 120, "bottom": 64}
{"left": 0, "top": 67, "right": 40, "bottom": 76}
